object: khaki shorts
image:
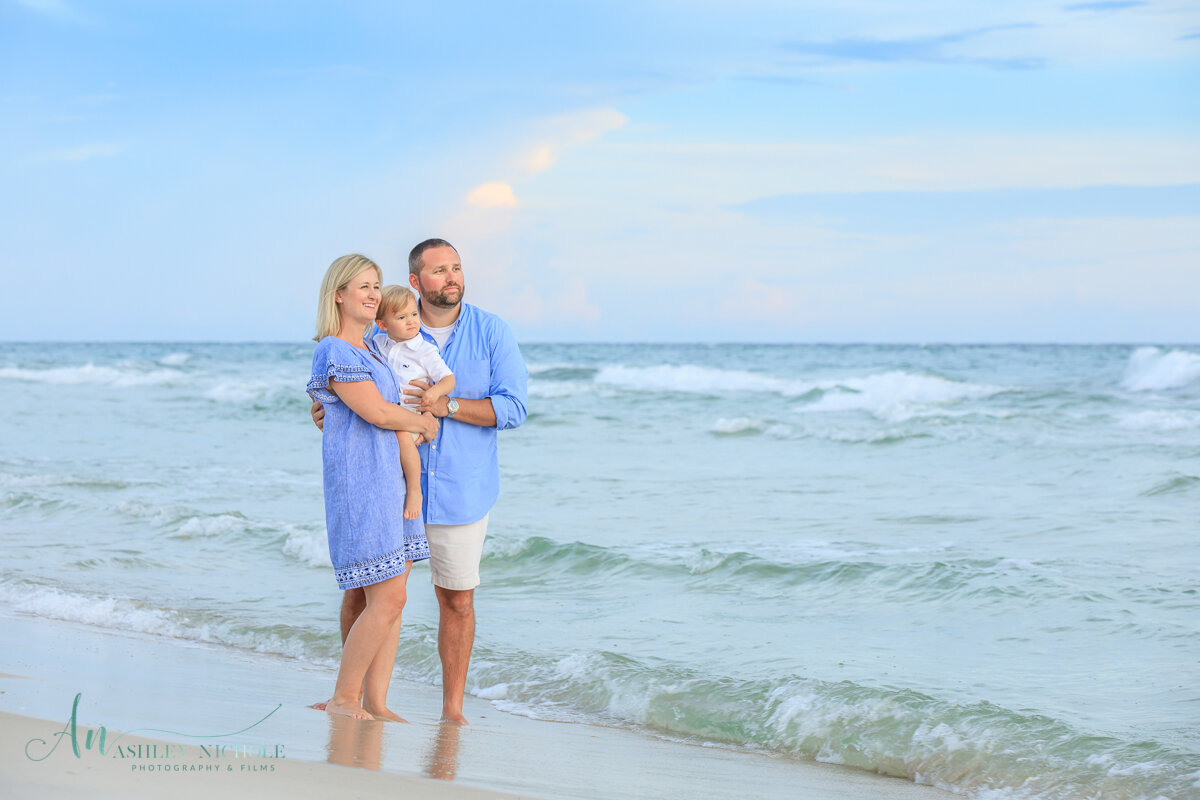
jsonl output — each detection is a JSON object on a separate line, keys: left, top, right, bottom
{"left": 425, "top": 514, "right": 489, "bottom": 590}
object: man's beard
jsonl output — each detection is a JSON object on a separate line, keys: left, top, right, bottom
{"left": 419, "top": 280, "right": 464, "bottom": 308}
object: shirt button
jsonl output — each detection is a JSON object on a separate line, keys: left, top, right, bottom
{"left": 430, "top": 471, "right": 435, "bottom": 476}
{"left": 431, "top": 444, "right": 437, "bottom": 449}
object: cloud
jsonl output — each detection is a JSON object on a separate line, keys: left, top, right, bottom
{"left": 518, "top": 107, "right": 628, "bottom": 175}
{"left": 595, "top": 134, "right": 1200, "bottom": 202}
{"left": 1063, "top": 1, "right": 1147, "bottom": 11}
{"left": 548, "top": 276, "right": 601, "bottom": 324}
{"left": 14, "top": 0, "right": 90, "bottom": 24}
{"left": 784, "top": 23, "right": 1045, "bottom": 70}
{"left": 466, "top": 182, "right": 520, "bottom": 209}
{"left": 730, "top": 184, "right": 1200, "bottom": 233}
{"left": 37, "top": 143, "right": 122, "bottom": 162}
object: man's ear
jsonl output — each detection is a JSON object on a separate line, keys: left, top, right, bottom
{"left": 409, "top": 272, "right": 420, "bottom": 292}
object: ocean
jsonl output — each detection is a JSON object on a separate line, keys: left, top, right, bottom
{"left": 2, "top": 341, "right": 1198, "bottom": 799}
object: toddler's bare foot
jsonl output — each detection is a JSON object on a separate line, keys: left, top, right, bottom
{"left": 403, "top": 492, "right": 422, "bottom": 520}
{"left": 324, "top": 698, "right": 373, "bottom": 720}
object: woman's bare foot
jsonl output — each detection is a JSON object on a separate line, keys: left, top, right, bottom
{"left": 324, "top": 698, "right": 373, "bottom": 720}
{"left": 403, "top": 491, "right": 422, "bottom": 520}
{"left": 310, "top": 701, "right": 327, "bottom": 711}
{"left": 363, "top": 704, "right": 409, "bottom": 723}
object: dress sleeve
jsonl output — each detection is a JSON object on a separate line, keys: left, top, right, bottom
{"left": 307, "top": 338, "right": 372, "bottom": 403}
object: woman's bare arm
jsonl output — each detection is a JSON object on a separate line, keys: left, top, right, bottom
{"left": 328, "top": 378, "right": 439, "bottom": 441}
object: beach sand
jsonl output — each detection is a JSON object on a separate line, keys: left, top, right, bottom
{"left": 0, "top": 609, "right": 949, "bottom": 799}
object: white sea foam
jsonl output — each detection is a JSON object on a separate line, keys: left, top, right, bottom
{"left": 0, "top": 582, "right": 334, "bottom": 664}
{"left": 2, "top": 583, "right": 187, "bottom": 636}
{"left": 799, "top": 371, "right": 1003, "bottom": 421}
{"left": 709, "top": 416, "right": 795, "bottom": 437}
{"left": 528, "top": 380, "right": 596, "bottom": 399}
{"left": 204, "top": 380, "right": 294, "bottom": 405}
{"left": 475, "top": 683, "right": 510, "bottom": 700}
{"left": 1118, "top": 410, "right": 1200, "bottom": 431}
{"left": 160, "top": 352, "right": 191, "bottom": 366}
{"left": 0, "top": 363, "right": 186, "bottom": 387}
{"left": 1121, "top": 347, "right": 1200, "bottom": 392}
{"left": 590, "top": 364, "right": 1004, "bottom": 423}
{"left": 281, "top": 524, "right": 331, "bottom": 567}
{"left": 596, "top": 364, "right": 816, "bottom": 396}
{"left": 174, "top": 514, "right": 246, "bottom": 538}
{"left": 115, "top": 499, "right": 172, "bottom": 523}
{"left": 711, "top": 417, "right": 762, "bottom": 434}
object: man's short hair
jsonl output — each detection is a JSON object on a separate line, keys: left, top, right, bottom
{"left": 409, "top": 238, "right": 458, "bottom": 277}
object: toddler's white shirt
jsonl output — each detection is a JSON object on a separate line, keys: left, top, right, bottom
{"left": 372, "top": 333, "right": 454, "bottom": 411}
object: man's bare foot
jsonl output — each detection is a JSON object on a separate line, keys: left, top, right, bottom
{"left": 440, "top": 711, "right": 469, "bottom": 725}
{"left": 403, "top": 492, "right": 422, "bottom": 520}
{"left": 325, "top": 698, "right": 373, "bottom": 720}
{"left": 364, "top": 704, "right": 409, "bottom": 723}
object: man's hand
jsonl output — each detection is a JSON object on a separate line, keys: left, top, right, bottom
{"left": 406, "top": 379, "right": 450, "bottom": 418}
{"left": 310, "top": 400, "right": 325, "bottom": 431}
{"left": 403, "top": 379, "right": 429, "bottom": 406}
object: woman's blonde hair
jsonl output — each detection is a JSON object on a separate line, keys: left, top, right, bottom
{"left": 313, "top": 254, "right": 382, "bottom": 341}
{"left": 376, "top": 285, "right": 417, "bottom": 320}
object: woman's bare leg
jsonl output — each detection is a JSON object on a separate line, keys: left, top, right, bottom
{"left": 324, "top": 572, "right": 408, "bottom": 720}
{"left": 362, "top": 563, "right": 412, "bottom": 722}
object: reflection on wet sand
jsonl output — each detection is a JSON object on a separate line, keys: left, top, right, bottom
{"left": 424, "top": 721, "right": 463, "bottom": 781}
{"left": 323, "top": 715, "right": 465, "bottom": 782}
{"left": 325, "top": 714, "right": 384, "bottom": 770}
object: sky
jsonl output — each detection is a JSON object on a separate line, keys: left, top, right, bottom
{"left": 2, "top": 0, "right": 1198, "bottom": 343}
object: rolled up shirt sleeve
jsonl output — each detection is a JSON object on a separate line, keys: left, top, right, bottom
{"left": 488, "top": 319, "right": 528, "bottom": 430}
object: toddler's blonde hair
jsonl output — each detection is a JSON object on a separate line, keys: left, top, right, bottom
{"left": 376, "top": 285, "right": 417, "bottom": 320}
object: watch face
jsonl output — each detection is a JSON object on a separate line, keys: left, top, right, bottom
{"left": 447, "top": 398, "right": 459, "bottom": 416}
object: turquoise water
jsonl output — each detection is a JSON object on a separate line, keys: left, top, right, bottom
{"left": 2, "top": 342, "right": 1198, "bottom": 799}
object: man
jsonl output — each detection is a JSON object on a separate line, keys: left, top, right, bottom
{"left": 312, "top": 238, "right": 528, "bottom": 723}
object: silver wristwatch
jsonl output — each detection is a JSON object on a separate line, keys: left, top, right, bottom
{"left": 446, "top": 397, "right": 460, "bottom": 418}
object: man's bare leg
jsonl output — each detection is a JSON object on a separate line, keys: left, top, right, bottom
{"left": 435, "top": 586, "right": 474, "bottom": 724}
{"left": 341, "top": 588, "right": 366, "bottom": 643}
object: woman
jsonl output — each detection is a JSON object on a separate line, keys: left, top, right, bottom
{"left": 307, "top": 253, "right": 440, "bottom": 721}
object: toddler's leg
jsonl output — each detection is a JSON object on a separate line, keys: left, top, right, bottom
{"left": 397, "top": 431, "right": 423, "bottom": 520}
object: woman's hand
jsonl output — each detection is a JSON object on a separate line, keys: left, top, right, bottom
{"left": 310, "top": 400, "right": 325, "bottom": 431}
{"left": 415, "top": 412, "right": 439, "bottom": 444}
{"left": 328, "top": 378, "right": 434, "bottom": 437}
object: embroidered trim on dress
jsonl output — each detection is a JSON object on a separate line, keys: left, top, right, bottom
{"left": 307, "top": 363, "right": 372, "bottom": 403}
{"left": 334, "top": 538, "right": 431, "bottom": 590}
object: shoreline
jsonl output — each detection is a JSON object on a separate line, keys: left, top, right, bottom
{"left": 0, "top": 609, "right": 949, "bottom": 799}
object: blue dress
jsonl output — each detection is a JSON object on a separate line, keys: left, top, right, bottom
{"left": 307, "top": 336, "right": 430, "bottom": 589}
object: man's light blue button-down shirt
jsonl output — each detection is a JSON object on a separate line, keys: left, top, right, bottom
{"left": 415, "top": 302, "right": 528, "bottom": 525}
